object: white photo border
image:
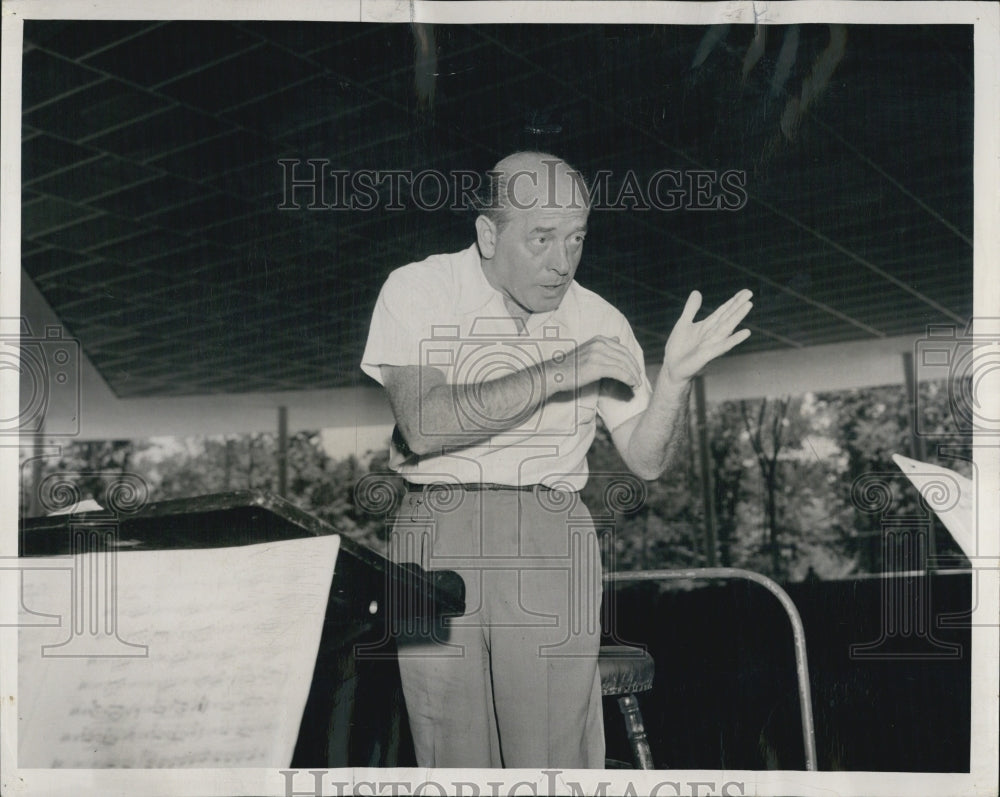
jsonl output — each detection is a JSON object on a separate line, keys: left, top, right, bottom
{"left": 1, "top": 2, "right": 997, "bottom": 795}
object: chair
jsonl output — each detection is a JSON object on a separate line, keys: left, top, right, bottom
{"left": 598, "top": 644, "right": 656, "bottom": 769}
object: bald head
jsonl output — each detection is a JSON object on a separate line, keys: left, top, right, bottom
{"left": 479, "top": 152, "right": 590, "bottom": 230}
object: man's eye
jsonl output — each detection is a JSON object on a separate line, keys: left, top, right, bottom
{"left": 533, "top": 236, "right": 547, "bottom": 245}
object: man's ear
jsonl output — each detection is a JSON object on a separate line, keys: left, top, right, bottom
{"left": 475, "top": 215, "right": 497, "bottom": 258}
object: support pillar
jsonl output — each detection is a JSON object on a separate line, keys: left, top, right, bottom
{"left": 277, "top": 405, "right": 288, "bottom": 498}
{"left": 693, "top": 375, "right": 718, "bottom": 567}
{"left": 901, "top": 352, "right": 936, "bottom": 569}
{"left": 29, "top": 427, "right": 45, "bottom": 517}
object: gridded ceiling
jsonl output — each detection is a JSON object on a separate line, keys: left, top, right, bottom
{"left": 20, "top": 21, "right": 973, "bottom": 398}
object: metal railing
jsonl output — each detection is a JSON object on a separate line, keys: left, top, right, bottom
{"left": 605, "top": 567, "right": 818, "bottom": 771}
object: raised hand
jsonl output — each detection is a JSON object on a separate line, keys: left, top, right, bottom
{"left": 662, "top": 289, "right": 753, "bottom": 382}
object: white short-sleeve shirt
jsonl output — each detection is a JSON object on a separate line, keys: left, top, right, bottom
{"left": 361, "top": 244, "right": 652, "bottom": 490}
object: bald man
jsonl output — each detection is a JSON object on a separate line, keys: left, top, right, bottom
{"left": 362, "top": 152, "right": 752, "bottom": 768}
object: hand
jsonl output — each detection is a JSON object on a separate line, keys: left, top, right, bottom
{"left": 547, "top": 335, "right": 644, "bottom": 393}
{"left": 662, "top": 289, "right": 753, "bottom": 382}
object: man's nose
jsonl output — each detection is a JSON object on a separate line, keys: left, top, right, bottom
{"left": 548, "top": 245, "right": 571, "bottom": 276}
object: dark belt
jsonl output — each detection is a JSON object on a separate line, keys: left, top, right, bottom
{"left": 405, "top": 481, "right": 552, "bottom": 492}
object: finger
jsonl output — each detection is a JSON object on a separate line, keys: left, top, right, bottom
{"left": 706, "top": 328, "right": 752, "bottom": 359}
{"left": 607, "top": 364, "right": 643, "bottom": 388}
{"left": 705, "top": 296, "right": 753, "bottom": 337}
{"left": 588, "top": 355, "right": 641, "bottom": 388}
{"left": 678, "top": 290, "right": 702, "bottom": 325}
{"left": 718, "top": 290, "right": 753, "bottom": 320}
{"left": 597, "top": 341, "right": 643, "bottom": 386}
{"left": 581, "top": 338, "right": 643, "bottom": 387}
{"left": 712, "top": 287, "right": 751, "bottom": 315}
{"left": 593, "top": 334, "right": 639, "bottom": 361}
{"left": 709, "top": 288, "right": 751, "bottom": 316}
{"left": 714, "top": 300, "right": 753, "bottom": 336}
{"left": 604, "top": 350, "right": 643, "bottom": 387}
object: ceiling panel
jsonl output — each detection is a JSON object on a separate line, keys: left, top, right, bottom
{"left": 86, "top": 106, "right": 236, "bottom": 162}
{"left": 157, "top": 46, "right": 315, "bottom": 111}
{"left": 88, "top": 174, "right": 205, "bottom": 218}
{"left": 25, "top": 79, "right": 171, "bottom": 141}
{"left": 27, "top": 154, "right": 160, "bottom": 201}
{"left": 18, "top": 20, "right": 974, "bottom": 398}
{"left": 81, "top": 22, "right": 260, "bottom": 87}
{"left": 88, "top": 228, "right": 194, "bottom": 264}
{"left": 24, "top": 20, "right": 157, "bottom": 60}
{"left": 21, "top": 48, "right": 104, "bottom": 110}
{"left": 21, "top": 196, "right": 100, "bottom": 238}
{"left": 149, "top": 129, "right": 277, "bottom": 179}
{"left": 33, "top": 213, "right": 141, "bottom": 252}
{"left": 21, "top": 134, "right": 100, "bottom": 183}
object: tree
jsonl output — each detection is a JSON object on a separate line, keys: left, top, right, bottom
{"left": 579, "top": 417, "right": 710, "bottom": 573}
{"left": 740, "top": 397, "right": 794, "bottom": 578}
{"left": 20, "top": 439, "right": 144, "bottom": 516}
{"left": 816, "top": 380, "right": 971, "bottom": 572}
{"left": 710, "top": 395, "right": 857, "bottom": 581}
{"left": 708, "top": 402, "right": 747, "bottom": 567}
{"left": 150, "top": 432, "right": 395, "bottom": 553}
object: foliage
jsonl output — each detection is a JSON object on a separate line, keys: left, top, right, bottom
{"left": 20, "top": 379, "right": 970, "bottom": 581}
{"left": 586, "top": 379, "right": 967, "bottom": 581}
{"left": 21, "top": 432, "right": 397, "bottom": 555}
{"left": 19, "top": 440, "right": 140, "bottom": 516}
{"left": 815, "top": 380, "right": 971, "bottom": 570}
{"left": 581, "top": 422, "right": 704, "bottom": 574}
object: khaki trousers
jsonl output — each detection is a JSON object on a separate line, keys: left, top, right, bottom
{"left": 390, "top": 486, "right": 605, "bottom": 768}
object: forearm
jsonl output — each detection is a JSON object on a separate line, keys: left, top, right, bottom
{"left": 389, "top": 362, "right": 562, "bottom": 456}
{"left": 622, "top": 370, "right": 692, "bottom": 480}
{"left": 385, "top": 334, "right": 644, "bottom": 458}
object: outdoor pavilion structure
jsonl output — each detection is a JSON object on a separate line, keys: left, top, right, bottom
{"left": 17, "top": 267, "right": 969, "bottom": 565}
{"left": 6, "top": 18, "right": 987, "bottom": 565}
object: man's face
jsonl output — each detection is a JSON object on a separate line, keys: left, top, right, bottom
{"left": 480, "top": 170, "right": 590, "bottom": 316}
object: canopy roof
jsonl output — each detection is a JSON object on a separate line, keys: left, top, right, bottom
{"left": 18, "top": 20, "right": 972, "bottom": 406}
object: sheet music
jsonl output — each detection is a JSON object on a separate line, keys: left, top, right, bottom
{"left": 17, "top": 534, "right": 341, "bottom": 768}
{"left": 892, "top": 454, "right": 975, "bottom": 559}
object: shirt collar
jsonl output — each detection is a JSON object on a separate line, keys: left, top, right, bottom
{"left": 456, "top": 243, "right": 500, "bottom": 314}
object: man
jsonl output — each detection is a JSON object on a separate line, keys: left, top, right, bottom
{"left": 361, "top": 152, "right": 752, "bottom": 768}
